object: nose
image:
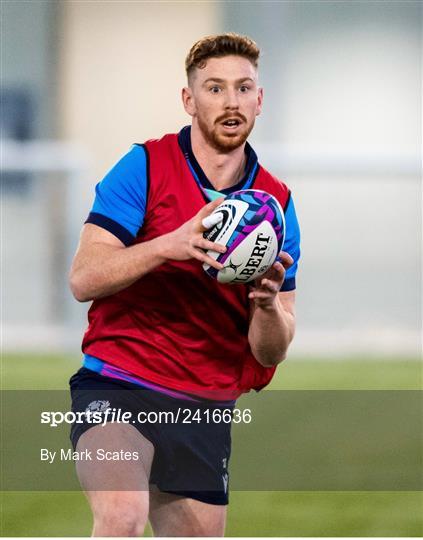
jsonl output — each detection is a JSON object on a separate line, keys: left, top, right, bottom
{"left": 224, "top": 88, "right": 239, "bottom": 110}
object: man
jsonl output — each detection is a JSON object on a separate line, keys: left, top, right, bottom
{"left": 69, "top": 33, "right": 300, "bottom": 537}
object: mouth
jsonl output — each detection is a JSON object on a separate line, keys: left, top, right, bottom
{"left": 220, "top": 117, "right": 243, "bottom": 131}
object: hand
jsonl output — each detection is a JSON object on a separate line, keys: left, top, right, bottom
{"left": 248, "top": 251, "right": 294, "bottom": 309}
{"left": 161, "top": 197, "right": 227, "bottom": 270}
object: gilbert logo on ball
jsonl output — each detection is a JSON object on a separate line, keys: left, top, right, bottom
{"left": 202, "top": 189, "right": 286, "bottom": 284}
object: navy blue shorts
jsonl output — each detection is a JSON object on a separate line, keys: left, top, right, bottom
{"left": 69, "top": 368, "right": 233, "bottom": 505}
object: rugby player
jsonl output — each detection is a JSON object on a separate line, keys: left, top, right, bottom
{"left": 69, "top": 33, "right": 300, "bottom": 537}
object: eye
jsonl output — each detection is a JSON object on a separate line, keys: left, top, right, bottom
{"left": 239, "top": 85, "right": 250, "bottom": 93}
{"left": 209, "top": 86, "right": 221, "bottom": 94}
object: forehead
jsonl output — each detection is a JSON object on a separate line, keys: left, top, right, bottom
{"left": 193, "top": 55, "right": 258, "bottom": 84}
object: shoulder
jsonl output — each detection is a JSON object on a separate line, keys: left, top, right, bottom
{"left": 98, "top": 144, "right": 148, "bottom": 184}
{"left": 94, "top": 144, "right": 148, "bottom": 189}
{"left": 118, "top": 143, "right": 147, "bottom": 164}
{"left": 143, "top": 132, "right": 179, "bottom": 153}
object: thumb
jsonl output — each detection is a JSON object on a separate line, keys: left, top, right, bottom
{"left": 277, "top": 251, "right": 294, "bottom": 269}
{"left": 197, "top": 196, "right": 225, "bottom": 220}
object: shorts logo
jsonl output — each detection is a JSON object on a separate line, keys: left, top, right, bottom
{"left": 222, "top": 472, "right": 229, "bottom": 494}
{"left": 85, "top": 400, "right": 110, "bottom": 413}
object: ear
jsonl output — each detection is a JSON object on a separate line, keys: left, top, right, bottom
{"left": 256, "top": 87, "right": 263, "bottom": 116}
{"left": 182, "top": 86, "right": 196, "bottom": 117}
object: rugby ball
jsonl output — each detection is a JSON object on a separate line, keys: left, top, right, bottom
{"left": 202, "top": 189, "right": 285, "bottom": 284}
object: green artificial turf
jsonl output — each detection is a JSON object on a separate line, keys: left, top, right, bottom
{"left": 1, "top": 353, "right": 422, "bottom": 537}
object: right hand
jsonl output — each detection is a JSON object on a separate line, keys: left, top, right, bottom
{"left": 161, "top": 197, "right": 227, "bottom": 270}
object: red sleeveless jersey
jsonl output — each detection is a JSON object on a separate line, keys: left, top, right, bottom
{"left": 82, "top": 133, "right": 291, "bottom": 400}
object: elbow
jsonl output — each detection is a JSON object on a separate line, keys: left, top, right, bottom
{"left": 69, "top": 270, "right": 92, "bottom": 303}
{"left": 251, "top": 346, "right": 288, "bottom": 368}
{"left": 259, "top": 354, "right": 287, "bottom": 369}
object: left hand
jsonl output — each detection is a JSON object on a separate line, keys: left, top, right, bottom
{"left": 248, "top": 251, "right": 294, "bottom": 309}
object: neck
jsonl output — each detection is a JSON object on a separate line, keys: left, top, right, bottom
{"left": 190, "top": 122, "right": 247, "bottom": 191}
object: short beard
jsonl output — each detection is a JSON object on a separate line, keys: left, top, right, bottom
{"left": 197, "top": 115, "right": 255, "bottom": 153}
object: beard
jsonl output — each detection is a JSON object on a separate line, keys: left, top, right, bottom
{"left": 196, "top": 113, "right": 255, "bottom": 153}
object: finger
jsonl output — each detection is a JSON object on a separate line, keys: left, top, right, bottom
{"left": 202, "top": 212, "right": 224, "bottom": 230}
{"left": 248, "top": 290, "right": 274, "bottom": 301}
{"left": 195, "top": 237, "right": 227, "bottom": 253}
{"left": 258, "top": 278, "right": 280, "bottom": 294}
{"left": 191, "top": 248, "right": 224, "bottom": 270}
{"left": 255, "top": 261, "right": 284, "bottom": 286}
{"left": 271, "top": 261, "right": 286, "bottom": 279}
{"left": 276, "top": 251, "right": 294, "bottom": 269}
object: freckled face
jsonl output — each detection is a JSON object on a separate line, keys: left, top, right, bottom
{"left": 185, "top": 55, "right": 263, "bottom": 152}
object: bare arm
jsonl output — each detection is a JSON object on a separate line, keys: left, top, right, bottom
{"left": 69, "top": 198, "right": 226, "bottom": 302}
{"left": 248, "top": 253, "right": 296, "bottom": 367}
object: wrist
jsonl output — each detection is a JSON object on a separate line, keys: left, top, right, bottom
{"left": 147, "top": 234, "right": 170, "bottom": 265}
